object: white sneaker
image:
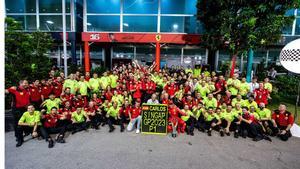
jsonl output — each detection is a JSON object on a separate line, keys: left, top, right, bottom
{"left": 136, "top": 129, "right": 140, "bottom": 134}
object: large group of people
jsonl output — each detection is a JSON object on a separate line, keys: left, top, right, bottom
{"left": 5, "top": 60, "right": 294, "bottom": 148}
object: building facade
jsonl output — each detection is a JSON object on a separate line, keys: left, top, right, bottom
{"left": 5, "top": 0, "right": 300, "bottom": 73}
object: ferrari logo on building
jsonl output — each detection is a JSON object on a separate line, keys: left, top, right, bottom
{"left": 155, "top": 34, "right": 161, "bottom": 42}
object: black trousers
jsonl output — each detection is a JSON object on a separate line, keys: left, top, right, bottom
{"left": 15, "top": 125, "right": 47, "bottom": 142}
{"left": 72, "top": 122, "right": 89, "bottom": 132}
{"left": 12, "top": 107, "right": 27, "bottom": 137}
{"left": 241, "top": 122, "right": 264, "bottom": 138}
{"left": 89, "top": 114, "right": 102, "bottom": 128}
{"left": 40, "top": 126, "right": 66, "bottom": 140}
{"left": 120, "top": 114, "right": 130, "bottom": 130}
{"left": 107, "top": 116, "right": 119, "bottom": 130}
{"left": 196, "top": 115, "right": 205, "bottom": 130}
{"left": 186, "top": 117, "right": 197, "bottom": 133}
{"left": 204, "top": 119, "right": 220, "bottom": 131}
{"left": 269, "top": 124, "right": 292, "bottom": 141}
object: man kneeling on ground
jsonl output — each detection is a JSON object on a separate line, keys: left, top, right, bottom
{"left": 16, "top": 105, "right": 53, "bottom": 148}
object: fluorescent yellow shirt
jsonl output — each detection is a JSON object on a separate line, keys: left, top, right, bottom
{"left": 239, "top": 82, "right": 250, "bottom": 96}
{"left": 78, "top": 81, "right": 90, "bottom": 96}
{"left": 203, "top": 97, "right": 218, "bottom": 109}
{"left": 242, "top": 100, "right": 258, "bottom": 109}
{"left": 19, "top": 111, "right": 41, "bottom": 126}
{"left": 89, "top": 78, "right": 100, "bottom": 92}
{"left": 264, "top": 83, "right": 272, "bottom": 93}
{"left": 63, "top": 79, "right": 78, "bottom": 94}
{"left": 109, "top": 75, "right": 118, "bottom": 88}
{"left": 100, "top": 76, "right": 111, "bottom": 90}
{"left": 227, "top": 78, "right": 241, "bottom": 96}
{"left": 231, "top": 98, "right": 244, "bottom": 107}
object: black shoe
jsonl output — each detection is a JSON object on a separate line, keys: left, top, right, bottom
{"left": 95, "top": 126, "right": 100, "bottom": 130}
{"left": 16, "top": 140, "right": 23, "bottom": 147}
{"left": 253, "top": 136, "right": 262, "bottom": 142}
{"left": 190, "top": 132, "right": 194, "bottom": 136}
{"left": 226, "top": 132, "right": 230, "bottom": 136}
{"left": 171, "top": 133, "right": 175, "bottom": 138}
{"left": 120, "top": 128, "right": 124, "bottom": 132}
{"left": 220, "top": 130, "right": 224, "bottom": 137}
{"left": 101, "top": 122, "right": 106, "bottom": 126}
{"left": 234, "top": 132, "right": 239, "bottom": 138}
{"left": 109, "top": 127, "right": 115, "bottom": 133}
{"left": 242, "top": 130, "right": 247, "bottom": 138}
{"left": 263, "top": 135, "right": 272, "bottom": 142}
{"left": 71, "top": 131, "right": 77, "bottom": 135}
{"left": 48, "top": 140, "right": 54, "bottom": 148}
{"left": 207, "top": 130, "right": 212, "bottom": 136}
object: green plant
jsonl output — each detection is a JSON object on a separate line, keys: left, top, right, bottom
{"left": 271, "top": 75, "right": 300, "bottom": 104}
{"left": 91, "top": 66, "right": 107, "bottom": 75}
{"left": 197, "top": 0, "right": 299, "bottom": 74}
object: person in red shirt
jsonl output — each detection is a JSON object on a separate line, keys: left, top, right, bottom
{"left": 164, "top": 79, "right": 178, "bottom": 98}
{"left": 73, "top": 94, "right": 86, "bottom": 108}
{"left": 254, "top": 83, "right": 270, "bottom": 106}
{"left": 104, "top": 86, "right": 113, "bottom": 101}
{"left": 128, "top": 101, "right": 142, "bottom": 134}
{"left": 132, "top": 78, "right": 143, "bottom": 103}
{"left": 41, "top": 79, "right": 53, "bottom": 101}
{"left": 60, "top": 87, "right": 75, "bottom": 106}
{"left": 271, "top": 104, "right": 294, "bottom": 141}
{"left": 183, "top": 81, "right": 191, "bottom": 94}
{"left": 29, "top": 80, "right": 42, "bottom": 109}
{"left": 240, "top": 107, "right": 271, "bottom": 142}
{"left": 91, "top": 93, "right": 103, "bottom": 107}
{"left": 85, "top": 72, "right": 90, "bottom": 81}
{"left": 119, "top": 99, "right": 131, "bottom": 132}
{"left": 181, "top": 93, "right": 195, "bottom": 110}
{"left": 58, "top": 101, "right": 74, "bottom": 123}
{"left": 85, "top": 101, "right": 101, "bottom": 130}
{"left": 213, "top": 75, "right": 227, "bottom": 95}
{"left": 52, "top": 76, "right": 63, "bottom": 98}
{"left": 142, "top": 76, "right": 156, "bottom": 103}
{"left": 161, "top": 93, "right": 170, "bottom": 105}
{"left": 41, "top": 107, "right": 67, "bottom": 147}
{"left": 5, "top": 80, "right": 30, "bottom": 138}
{"left": 167, "top": 102, "right": 187, "bottom": 135}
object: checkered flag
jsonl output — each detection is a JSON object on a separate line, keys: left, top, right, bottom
{"left": 280, "top": 49, "right": 300, "bottom": 62}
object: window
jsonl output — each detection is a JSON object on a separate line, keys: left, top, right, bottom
{"left": 161, "top": 0, "right": 197, "bottom": 14}
{"left": 123, "top": 16, "right": 157, "bottom": 32}
{"left": 39, "top": 0, "right": 70, "bottom": 13}
{"left": 87, "top": 15, "right": 120, "bottom": 31}
{"left": 282, "top": 25, "right": 293, "bottom": 35}
{"left": 112, "top": 46, "right": 134, "bottom": 59}
{"left": 295, "top": 18, "right": 300, "bottom": 35}
{"left": 39, "top": 15, "right": 71, "bottom": 31}
{"left": 8, "top": 15, "right": 37, "bottom": 31}
{"left": 124, "top": 0, "right": 158, "bottom": 14}
{"left": 285, "top": 9, "right": 295, "bottom": 16}
{"left": 87, "top": 0, "right": 120, "bottom": 13}
{"left": 5, "top": 0, "right": 36, "bottom": 13}
{"left": 160, "top": 16, "right": 184, "bottom": 33}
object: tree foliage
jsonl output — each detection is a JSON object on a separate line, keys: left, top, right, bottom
{"left": 197, "top": 0, "right": 299, "bottom": 55}
{"left": 5, "top": 17, "right": 54, "bottom": 87}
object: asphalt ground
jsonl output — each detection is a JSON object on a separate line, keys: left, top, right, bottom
{"left": 5, "top": 125, "right": 300, "bottom": 169}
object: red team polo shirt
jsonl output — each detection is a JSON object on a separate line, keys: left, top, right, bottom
{"left": 272, "top": 110, "right": 294, "bottom": 127}
{"left": 130, "top": 107, "right": 141, "bottom": 119}
{"left": 8, "top": 87, "right": 30, "bottom": 108}
{"left": 29, "top": 85, "right": 41, "bottom": 102}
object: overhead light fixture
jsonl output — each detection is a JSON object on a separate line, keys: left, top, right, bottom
{"left": 173, "top": 24, "right": 179, "bottom": 30}
{"left": 123, "top": 23, "right": 129, "bottom": 27}
{"left": 46, "top": 20, "right": 54, "bottom": 24}
{"left": 87, "top": 22, "right": 92, "bottom": 26}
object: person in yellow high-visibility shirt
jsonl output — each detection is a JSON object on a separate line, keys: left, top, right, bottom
{"left": 226, "top": 73, "right": 241, "bottom": 99}
{"left": 109, "top": 71, "right": 119, "bottom": 89}
{"left": 257, "top": 103, "right": 273, "bottom": 135}
{"left": 89, "top": 73, "right": 100, "bottom": 93}
{"left": 203, "top": 93, "right": 218, "bottom": 109}
{"left": 194, "top": 81, "right": 210, "bottom": 99}
{"left": 78, "top": 76, "right": 90, "bottom": 103}
{"left": 100, "top": 72, "right": 111, "bottom": 90}
{"left": 193, "top": 65, "right": 202, "bottom": 78}
{"left": 63, "top": 74, "right": 78, "bottom": 95}
{"left": 241, "top": 95, "right": 258, "bottom": 109}
{"left": 239, "top": 77, "right": 250, "bottom": 99}
{"left": 231, "top": 94, "right": 244, "bottom": 107}
{"left": 263, "top": 77, "right": 273, "bottom": 93}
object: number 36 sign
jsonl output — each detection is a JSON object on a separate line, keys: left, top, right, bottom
{"left": 141, "top": 104, "right": 168, "bottom": 135}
